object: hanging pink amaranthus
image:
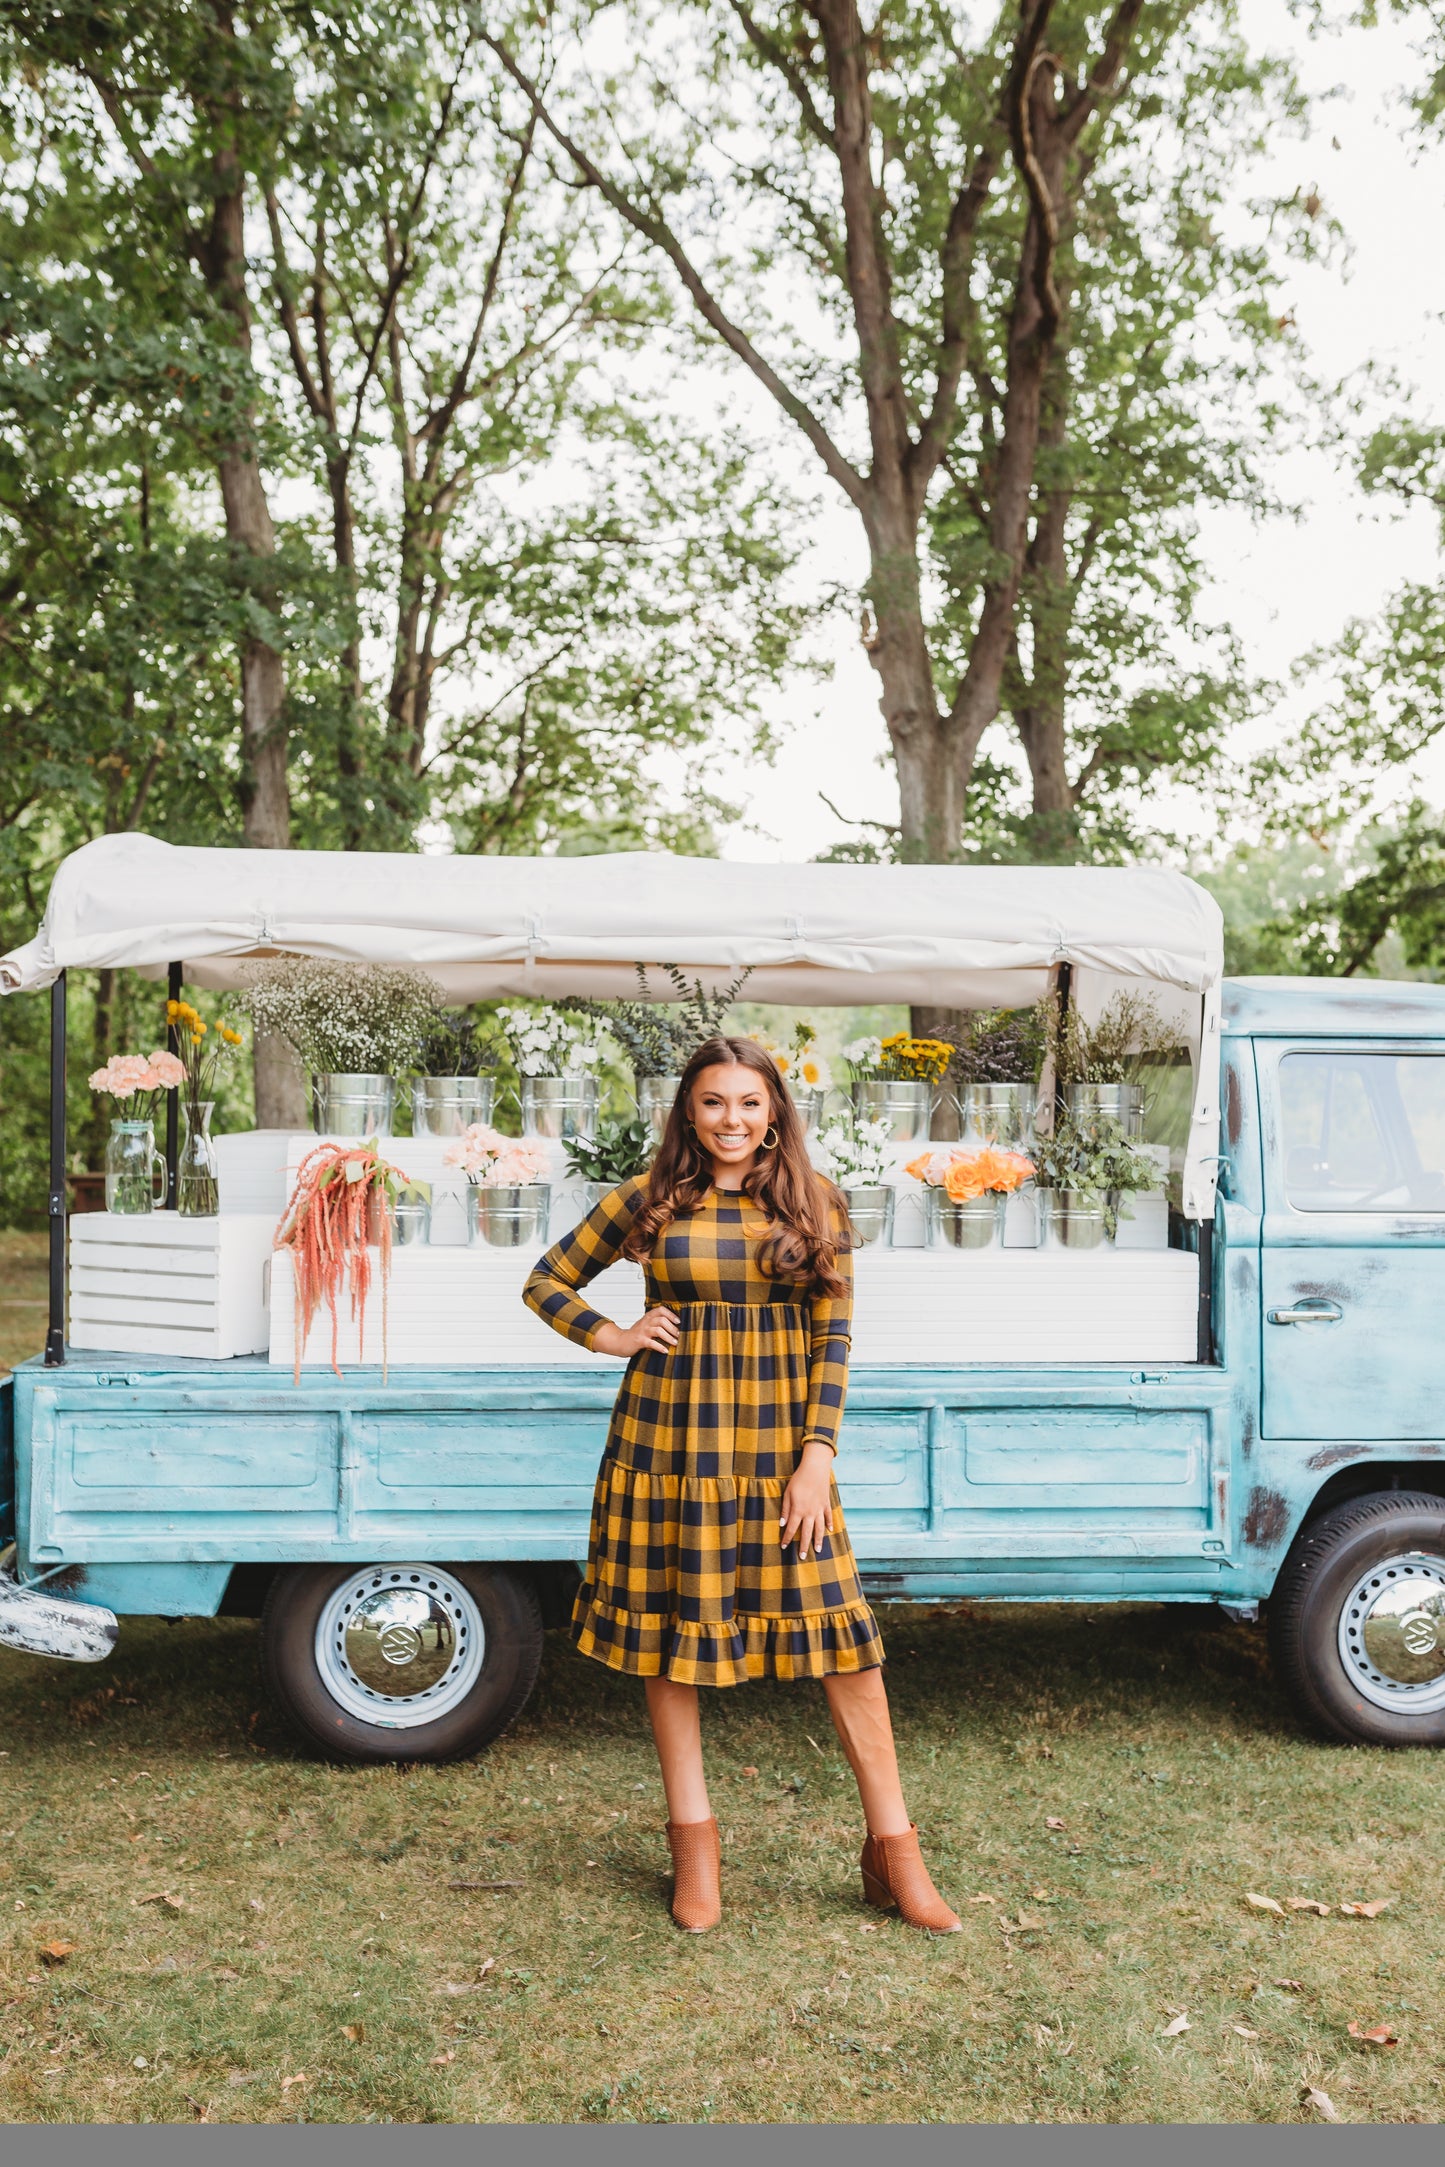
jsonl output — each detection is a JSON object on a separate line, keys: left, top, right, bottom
{"left": 275, "top": 1141, "right": 407, "bottom": 1383}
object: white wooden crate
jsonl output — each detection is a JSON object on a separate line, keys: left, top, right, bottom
{"left": 69, "top": 1213, "right": 275, "bottom": 1359}
{"left": 268, "top": 1241, "right": 1198, "bottom": 1369}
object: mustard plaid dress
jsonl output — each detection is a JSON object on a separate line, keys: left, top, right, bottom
{"left": 522, "top": 1176, "right": 884, "bottom": 1686}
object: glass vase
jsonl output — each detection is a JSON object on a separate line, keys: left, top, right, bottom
{"left": 177, "top": 1100, "right": 220, "bottom": 1217}
{"left": 105, "top": 1118, "right": 167, "bottom": 1215}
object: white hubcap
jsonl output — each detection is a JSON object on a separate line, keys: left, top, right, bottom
{"left": 1338, "top": 1552, "right": 1445, "bottom": 1715}
{"left": 316, "top": 1566, "right": 485, "bottom": 1729}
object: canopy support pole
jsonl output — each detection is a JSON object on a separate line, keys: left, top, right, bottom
{"left": 164, "top": 961, "right": 181, "bottom": 1208}
{"left": 44, "top": 972, "right": 67, "bottom": 1367}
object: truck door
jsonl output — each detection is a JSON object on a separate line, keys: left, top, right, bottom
{"left": 1259, "top": 1042, "right": 1445, "bottom": 1440}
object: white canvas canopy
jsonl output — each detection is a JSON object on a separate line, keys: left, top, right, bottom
{"left": 0, "top": 833, "right": 1225, "bottom": 1213}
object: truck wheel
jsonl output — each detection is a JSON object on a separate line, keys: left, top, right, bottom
{"left": 1269, "top": 1492, "right": 1445, "bottom": 1747}
{"left": 261, "top": 1562, "right": 543, "bottom": 1765}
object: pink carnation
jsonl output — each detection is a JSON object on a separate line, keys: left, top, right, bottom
{"left": 89, "top": 1053, "right": 156, "bottom": 1098}
{"left": 482, "top": 1142, "right": 549, "bottom": 1188}
{"left": 144, "top": 1050, "right": 186, "bottom": 1089}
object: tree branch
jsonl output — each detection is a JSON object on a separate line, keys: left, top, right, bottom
{"left": 1060, "top": 0, "right": 1148, "bottom": 142}
{"left": 480, "top": 32, "right": 867, "bottom": 510}
{"left": 1006, "top": 3, "right": 1062, "bottom": 345}
{"left": 728, "top": 0, "right": 835, "bottom": 149}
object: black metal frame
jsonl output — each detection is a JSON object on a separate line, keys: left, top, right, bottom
{"left": 165, "top": 959, "right": 182, "bottom": 1206}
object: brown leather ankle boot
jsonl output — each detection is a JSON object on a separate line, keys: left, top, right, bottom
{"left": 860, "top": 1824, "right": 961, "bottom": 1933}
{"left": 666, "top": 1816, "right": 721, "bottom": 1932}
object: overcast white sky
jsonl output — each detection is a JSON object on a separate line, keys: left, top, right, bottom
{"left": 708, "top": 3, "right": 1445, "bottom": 864}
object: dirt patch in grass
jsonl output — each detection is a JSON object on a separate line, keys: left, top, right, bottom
{"left": 0, "top": 1602, "right": 1439, "bottom": 2124}
{"left": 0, "top": 1230, "right": 47, "bottom": 1375}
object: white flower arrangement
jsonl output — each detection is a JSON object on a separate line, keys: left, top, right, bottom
{"left": 842, "top": 1034, "right": 883, "bottom": 1079}
{"left": 748, "top": 1022, "right": 831, "bottom": 1093}
{"left": 497, "top": 1004, "right": 608, "bottom": 1077}
{"left": 814, "top": 1113, "right": 893, "bottom": 1188}
{"left": 442, "top": 1124, "right": 550, "bottom": 1187}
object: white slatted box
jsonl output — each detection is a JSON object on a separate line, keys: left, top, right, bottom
{"left": 69, "top": 1213, "right": 275, "bottom": 1359}
{"left": 269, "top": 1248, "right": 646, "bottom": 1369}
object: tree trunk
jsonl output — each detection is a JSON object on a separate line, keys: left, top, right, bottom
{"left": 198, "top": 133, "right": 305, "bottom": 1127}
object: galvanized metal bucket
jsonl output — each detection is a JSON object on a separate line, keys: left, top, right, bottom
{"left": 580, "top": 1180, "right": 614, "bottom": 1214}
{"left": 412, "top": 1075, "right": 495, "bottom": 1137}
{"left": 520, "top": 1075, "right": 599, "bottom": 1140}
{"left": 957, "top": 1081, "right": 1036, "bottom": 1147}
{"left": 851, "top": 1080, "right": 933, "bottom": 1142}
{"left": 389, "top": 1195, "right": 432, "bottom": 1246}
{"left": 843, "top": 1184, "right": 894, "bottom": 1248}
{"left": 467, "top": 1182, "right": 551, "bottom": 1247}
{"left": 1037, "top": 1188, "right": 1110, "bottom": 1250}
{"left": 789, "top": 1086, "right": 825, "bottom": 1136}
{"left": 1068, "top": 1082, "right": 1144, "bottom": 1138}
{"left": 925, "top": 1187, "right": 1004, "bottom": 1250}
{"left": 312, "top": 1072, "right": 396, "bottom": 1138}
{"left": 635, "top": 1075, "right": 681, "bottom": 1138}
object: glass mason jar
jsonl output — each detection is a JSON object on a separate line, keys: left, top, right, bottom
{"left": 467, "top": 1181, "right": 552, "bottom": 1247}
{"left": 842, "top": 1184, "right": 894, "bottom": 1248}
{"left": 312, "top": 1073, "right": 396, "bottom": 1138}
{"left": 1067, "top": 1082, "right": 1144, "bottom": 1138}
{"left": 851, "top": 1079, "right": 933, "bottom": 1142}
{"left": 520, "top": 1075, "right": 598, "bottom": 1140}
{"left": 635, "top": 1075, "right": 681, "bottom": 1139}
{"left": 956, "top": 1082, "right": 1036, "bottom": 1149}
{"left": 105, "top": 1118, "right": 168, "bottom": 1215}
{"left": 924, "top": 1186, "right": 1004, "bottom": 1251}
{"left": 411, "top": 1075, "right": 495, "bottom": 1138}
{"left": 1037, "top": 1188, "right": 1110, "bottom": 1251}
{"left": 176, "top": 1100, "right": 220, "bottom": 1217}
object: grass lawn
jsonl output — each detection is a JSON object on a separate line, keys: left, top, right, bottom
{"left": 1, "top": 1229, "right": 47, "bottom": 1374}
{"left": 0, "top": 1597, "right": 1439, "bottom": 2126}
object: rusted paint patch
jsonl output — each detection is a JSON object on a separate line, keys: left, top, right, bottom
{"left": 1242, "top": 1486, "right": 1289, "bottom": 1549}
{"left": 1224, "top": 1064, "right": 1243, "bottom": 1146}
{"left": 1239, "top": 1404, "right": 1255, "bottom": 1462}
{"left": 1307, "top": 1443, "right": 1364, "bottom": 1472}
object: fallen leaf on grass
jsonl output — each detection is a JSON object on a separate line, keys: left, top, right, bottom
{"left": 967, "top": 1894, "right": 997, "bottom": 1905}
{"left": 1045, "top": 1817, "right": 1066, "bottom": 1831}
{"left": 1348, "top": 2021, "right": 1398, "bottom": 2047}
{"left": 247, "top": 1898, "right": 264, "bottom": 1914}
{"left": 1161, "top": 2013, "right": 1190, "bottom": 2036}
{"left": 1287, "top": 1899, "right": 1331, "bottom": 1916}
{"left": 280, "top": 2072, "right": 308, "bottom": 2092}
{"left": 447, "top": 1879, "right": 523, "bottom": 1892}
{"left": 213, "top": 1968, "right": 240, "bottom": 1982}
{"left": 341, "top": 2023, "right": 365, "bottom": 2044}
{"left": 429, "top": 2049, "right": 456, "bottom": 2067}
{"left": 135, "top": 1893, "right": 184, "bottom": 1914}
{"left": 1340, "top": 1899, "right": 1392, "bottom": 1918}
{"left": 999, "top": 1913, "right": 1047, "bottom": 1934}
{"left": 1304, "top": 2086, "right": 1341, "bottom": 2122}
{"left": 1245, "top": 1892, "right": 1284, "bottom": 1915}
{"left": 741, "top": 1767, "right": 759, "bottom": 1778}
{"left": 1231, "top": 2025, "right": 1260, "bottom": 2039}
{"left": 1273, "top": 1978, "right": 1303, "bottom": 1992}
{"left": 37, "top": 1942, "right": 76, "bottom": 1966}
{"left": 185, "top": 2097, "right": 211, "bottom": 2123}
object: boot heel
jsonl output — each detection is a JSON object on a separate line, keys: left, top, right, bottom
{"left": 861, "top": 1868, "right": 894, "bottom": 1910}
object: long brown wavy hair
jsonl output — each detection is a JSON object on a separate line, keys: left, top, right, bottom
{"left": 624, "top": 1034, "right": 848, "bottom": 1297}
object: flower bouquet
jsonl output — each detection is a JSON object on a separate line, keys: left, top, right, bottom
{"left": 443, "top": 1123, "right": 552, "bottom": 1247}
{"left": 498, "top": 1005, "right": 609, "bottom": 1141}
{"left": 843, "top": 1031, "right": 952, "bottom": 1142}
{"left": 411, "top": 1004, "right": 500, "bottom": 1137}
{"left": 814, "top": 1112, "right": 894, "bottom": 1246}
{"left": 166, "top": 996, "right": 246, "bottom": 1215}
{"left": 89, "top": 1049, "right": 187, "bottom": 1213}
{"left": 565, "top": 1116, "right": 655, "bottom": 1210}
{"left": 559, "top": 964, "right": 754, "bottom": 1135}
{"left": 1029, "top": 1113, "right": 1160, "bottom": 1249}
{"left": 247, "top": 957, "right": 438, "bottom": 1137}
{"left": 749, "top": 1021, "right": 832, "bottom": 1132}
{"left": 275, "top": 1140, "right": 411, "bottom": 1380}
{"left": 905, "top": 1144, "right": 1035, "bottom": 1251}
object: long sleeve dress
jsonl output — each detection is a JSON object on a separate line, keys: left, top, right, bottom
{"left": 522, "top": 1175, "right": 885, "bottom": 1687}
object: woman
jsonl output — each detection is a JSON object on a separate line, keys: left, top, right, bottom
{"left": 522, "top": 1034, "right": 959, "bottom": 1935}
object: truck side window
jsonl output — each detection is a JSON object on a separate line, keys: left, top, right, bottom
{"left": 1280, "top": 1052, "right": 1445, "bottom": 1211}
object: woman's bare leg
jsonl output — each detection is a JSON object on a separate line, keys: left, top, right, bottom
{"left": 822, "top": 1668, "right": 912, "bottom": 1836}
{"left": 644, "top": 1676, "right": 712, "bottom": 1824}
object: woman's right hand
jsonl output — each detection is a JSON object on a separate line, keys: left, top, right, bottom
{"left": 593, "top": 1307, "right": 680, "bottom": 1360}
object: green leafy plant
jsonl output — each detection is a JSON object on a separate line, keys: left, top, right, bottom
{"left": 413, "top": 1005, "right": 499, "bottom": 1077}
{"left": 564, "top": 1116, "right": 655, "bottom": 1186}
{"left": 560, "top": 963, "right": 753, "bottom": 1078}
{"left": 1041, "top": 991, "right": 1189, "bottom": 1095}
{"left": 1030, "top": 1114, "right": 1161, "bottom": 1236}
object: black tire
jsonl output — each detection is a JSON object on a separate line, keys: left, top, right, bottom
{"left": 261, "top": 1561, "right": 543, "bottom": 1765}
{"left": 1269, "top": 1490, "right": 1445, "bottom": 1747}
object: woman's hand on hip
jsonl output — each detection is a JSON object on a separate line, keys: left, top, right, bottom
{"left": 780, "top": 1439, "right": 835, "bottom": 1560}
{"left": 593, "top": 1307, "right": 680, "bottom": 1360}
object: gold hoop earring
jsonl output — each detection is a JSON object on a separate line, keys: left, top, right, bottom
{"left": 762, "top": 1125, "right": 779, "bottom": 1150}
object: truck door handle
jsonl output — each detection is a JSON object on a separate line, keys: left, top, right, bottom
{"left": 1267, "top": 1301, "right": 1343, "bottom": 1326}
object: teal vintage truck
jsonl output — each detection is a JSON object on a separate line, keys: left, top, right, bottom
{"left": 2, "top": 837, "right": 1443, "bottom": 1758}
